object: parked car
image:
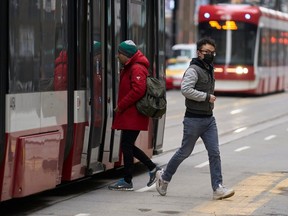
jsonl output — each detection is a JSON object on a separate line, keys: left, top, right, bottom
{"left": 171, "top": 43, "right": 197, "bottom": 59}
{"left": 166, "top": 57, "right": 190, "bottom": 89}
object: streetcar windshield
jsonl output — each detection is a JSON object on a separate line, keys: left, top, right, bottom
{"left": 198, "top": 22, "right": 257, "bottom": 65}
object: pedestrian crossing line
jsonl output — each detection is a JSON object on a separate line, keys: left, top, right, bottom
{"left": 264, "top": 135, "right": 276, "bottom": 141}
{"left": 234, "top": 146, "right": 250, "bottom": 152}
{"left": 195, "top": 161, "right": 209, "bottom": 168}
{"left": 183, "top": 172, "right": 288, "bottom": 216}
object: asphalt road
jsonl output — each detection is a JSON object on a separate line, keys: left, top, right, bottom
{"left": 1, "top": 90, "right": 288, "bottom": 216}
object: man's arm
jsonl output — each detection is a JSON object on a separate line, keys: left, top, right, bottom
{"left": 181, "top": 67, "right": 209, "bottom": 102}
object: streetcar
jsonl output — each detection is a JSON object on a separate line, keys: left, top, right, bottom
{"left": 0, "top": 0, "right": 166, "bottom": 201}
{"left": 198, "top": 4, "right": 288, "bottom": 95}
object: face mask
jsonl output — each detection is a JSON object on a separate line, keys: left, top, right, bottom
{"left": 203, "top": 54, "right": 214, "bottom": 64}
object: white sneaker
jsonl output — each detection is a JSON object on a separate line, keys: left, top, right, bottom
{"left": 213, "top": 184, "right": 235, "bottom": 200}
{"left": 156, "top": 169, "right": 169, "bottom": 196}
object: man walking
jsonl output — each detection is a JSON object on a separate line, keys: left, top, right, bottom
{"left": 156, "top": 38, "right": 235, "bottom": 200}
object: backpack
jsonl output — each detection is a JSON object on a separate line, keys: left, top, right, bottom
{"left": 136, "top": 73, "right": 167, "bottom": 119}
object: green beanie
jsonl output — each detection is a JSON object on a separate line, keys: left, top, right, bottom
{"left": 93, "top": 41, "right": 101, "bottom": 55}
{"left": 118, "top": 40, "right": 138, "bottom": 57}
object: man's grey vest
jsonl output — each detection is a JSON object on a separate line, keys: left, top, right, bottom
{"left": 185, "top": 64, "right": 215, "bottom": 115}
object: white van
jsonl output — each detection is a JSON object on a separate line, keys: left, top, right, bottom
{"left": 171, "top": 43, "right": 197, "bottom": 59}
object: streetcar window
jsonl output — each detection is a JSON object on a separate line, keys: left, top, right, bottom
{"left": 259, "top": 29, "right": 288, "bottom": 67}
{"left": 198, "top": 21, "right": 257, "bottom": 65}
{"left": 9, "top": 1, "right": 68, "bottom": 93}
{"left": 128, "top": 1, "right": 147, "bottom": 52}
{"left": 259, "top": 28, "right": 270, "bottom": 67}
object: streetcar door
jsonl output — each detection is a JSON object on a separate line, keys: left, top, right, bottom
{"left": 83, "top": 0, "right": 107, "bottom": 173}
{"left": 85, "top": 0, "right": 120, "bottom": 172}
{"left": 0, "top": 0, "right": 7, "bottom": 174}
{"left": 104, "top": 0, "right": 122, "bottom": 163}
{"left": 152, "top": 0, "right": 166, "bottom": 153}
{"left": 90, "top": 0, "right": 123, "bottom": 165}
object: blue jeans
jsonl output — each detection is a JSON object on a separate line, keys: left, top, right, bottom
{"left": 162, "top": 116, "right": 222, "bottom": 191}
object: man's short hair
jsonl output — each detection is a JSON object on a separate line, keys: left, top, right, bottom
{"left": 197, "top": 37, "right": 216, "bottom": 50}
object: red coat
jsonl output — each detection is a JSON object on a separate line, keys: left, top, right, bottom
{"left": 54, "top": 51, "right": 68, "bottom": 90}
{"left": 112, "top": 50, "right": 149, "bottom": 131}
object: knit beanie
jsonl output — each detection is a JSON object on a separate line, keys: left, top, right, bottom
{"left": 118, "top": 40, "right": 138, "bottom": 57}
{"left": 93, "top": 41, "right": 101, "bottom": 55}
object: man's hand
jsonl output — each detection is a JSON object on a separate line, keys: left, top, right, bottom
{"left": 209, "top": 94, "right": 216, "bottom": 103}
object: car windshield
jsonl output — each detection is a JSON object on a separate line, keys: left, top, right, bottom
{"left": 172, "top": 49, "right": 195, "bottom": 59}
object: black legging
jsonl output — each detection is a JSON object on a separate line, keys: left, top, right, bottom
{"left": 121, "top": 130, "right": 156, "bottom": 183}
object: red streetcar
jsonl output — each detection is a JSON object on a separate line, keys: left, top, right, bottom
{"left": 198, "top": 4, "right": 288, "bottom": 95}
{"left": 0, "top": 0, "right": 166, "bottom": 201}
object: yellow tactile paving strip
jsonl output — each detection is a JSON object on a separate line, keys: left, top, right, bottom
{"left": 184, "top": 172, "right": 288, "bottom": 216}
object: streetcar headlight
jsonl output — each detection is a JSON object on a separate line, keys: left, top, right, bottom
{"left": 204, "top": 13, "right": 210, "bottom": 18}
{"left": 236, "top": 66, "right": 248, "bottom": 74}
{"left": 226, "top": 67, "right": 249, "bottom": 74}
{"left": 245, "top": 14, "right": 251, "bottom": 20}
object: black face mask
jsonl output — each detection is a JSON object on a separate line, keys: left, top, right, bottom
{"left": 203, "top": 54, "right": 214, "bottom": 64}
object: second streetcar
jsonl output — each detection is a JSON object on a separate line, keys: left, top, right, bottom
{"left": 198, "top": 3, "right": 288, "bottom": 95}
